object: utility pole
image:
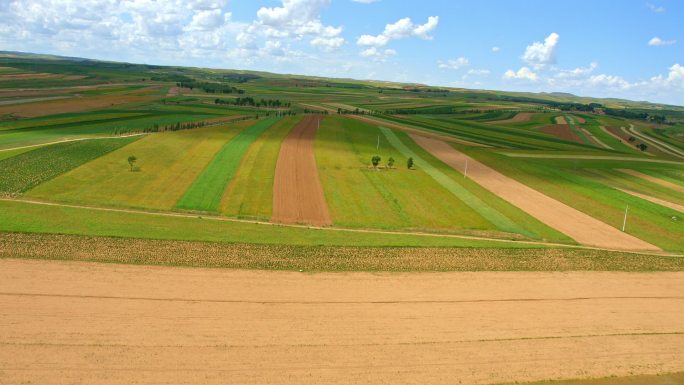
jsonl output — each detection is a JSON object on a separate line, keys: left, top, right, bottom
{"left": 622, "top": 204, "right": 629, "bottom": 232}
{"left": 464, "top": 159, "right": 468, "bottom": 178}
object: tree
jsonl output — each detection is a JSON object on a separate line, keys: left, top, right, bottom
{"left": 407, "top": 157, "right": 414, "bottom": 169}
{"left": 387, "top": 157, "right": 395, "bottom": 169}
{"left": 637, "top": 143, "right": 648, "bottom": 152}
{"left": 371, "top": 155, "right": 381, "bottom": 169}
{"left": 127, "top": 155, "right": 137, "bottom": 171}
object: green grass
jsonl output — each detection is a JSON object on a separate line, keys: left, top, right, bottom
{"left": 380, "top": 126, "right": 527, "bottom": 235}
{"left": 0, "top": 136, "right": 140, "bottom": 194}
{"left": 176, "top": 117, "right": 280, "bottom": 212}
{"left": 220, "top": 116, "right": 300, "bottom": 219}
{"left": 0, "top": 199, "right": 548, "bottom": 248}
{"left": 28, "top": 123, "right": 248, "bottom": 210}
{"left": 0, "top": 145, "right": 38, "bottom": 161}
{"left": 464, "top": 149, "right": 684, "bottom": 251}
{"left": 316, "top": 116, "right": 521, "bottom": 236}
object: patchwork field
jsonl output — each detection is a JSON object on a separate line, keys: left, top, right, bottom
{"left": 0, "top": 54, "right": 683, "bottom": 385}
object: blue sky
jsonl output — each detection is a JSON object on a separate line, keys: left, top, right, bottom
{"left": 1, "top": 0, "right": 682, "bottom": 105}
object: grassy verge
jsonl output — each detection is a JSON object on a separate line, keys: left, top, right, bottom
{"left": 1, "top": 232, "right": 682, "bottom": 271}
{"left": 177, "top": 117, "right": 280, "bottom": 212}
{"left": 0, "top": 136, "right": 140, "bottom": 193}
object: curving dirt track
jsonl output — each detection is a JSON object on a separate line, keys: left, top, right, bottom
{"left": 410, "top": 134, "right": 660, "bottom": 251}
{"left": 0, "top": 259, "right": 682, "bottom": 385}
{"left": 272, "top": 115, "right": 331, "bottom": 226}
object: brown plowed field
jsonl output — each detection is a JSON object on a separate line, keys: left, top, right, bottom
{"left": 410, "top": 134, "right": 660, "bottom": 250}
{"left": 0, "top": 259, "right": 682, "bottom": 385}
{"left": 541, "top": 124, "right": 584, "bottom": 143}
{"left": 489, "top": 112, "right": 535, "bottom": 124}
{"left": 272, "top": 115, "right": 331, "bottom": 226}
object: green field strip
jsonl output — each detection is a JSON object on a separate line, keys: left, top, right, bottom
{"left": 465, "top": 150, "right": 684, "bottom": 252}
{"left": 0, "top": 145, "right": 38, "bottom": 161}
{"left": 219, "top": 116, "right": 300, "bottom": 219}
{"left": 593, "top": 169, "right": 684, "bottom": 205}
{"left": 498, "top": 153, "right": 684, "bottom": 165}
{"left": 28, "top": 123, "right": 248, "bottom": 210}
{"left": 0, "top": 199, "right": 552, "bottom": 250}
{"left": 0, "top": 136, "right": 140, "bottom": 194}
{"left": 380, "top": 126, "right": 528, "bottom": 235}
{"left": 176, "top": 117, "right": 280, "bottom": 212}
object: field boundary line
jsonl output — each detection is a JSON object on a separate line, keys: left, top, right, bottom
{"left": 2, "top": 197, "right": 682, "bottom": 257}
{"left": 0, "top": 133, "right": 149, "bottom": 152}
{"left": 615, "top": 187, "right": 684, "bottom": 213}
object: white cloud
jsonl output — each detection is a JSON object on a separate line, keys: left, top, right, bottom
{"left": 360, "top": 47, "right": 396, "bottom": 61}
{"left": 462, "top": 69, "right": 490, "bottom": 80}
{"left": 650, "top": 63, "right": 684, "bottom": 88}
{"left": 352, "top": 0, "right": 379, "bottom": 3}
{"left": 503, "top": 67, "right": 538, "bottom": 81}
{"left": 555, "top": 62, "right": 598, "bottom": 78}
{"left": 438, "top": 57, "right": 469, "bottom": 70}
{"left": 646, "top": 2, "right": 665, "bottom": 12}
{"left": 521, "top": 32, "right": 559, "bottom": 69}
{"left": 357, "top": 16, "right": 439, "bottom": 47}
{"left": 491, "top": 46, "right": 500, "bottom": 53}
{"left": 254, "top": 0, "right": 345, "bottom": 51}
{"left": 311, "top": 36, "right": 344, "bottom": 51}
{"left": 648, "top": 37, "right": 676, "bottom": 46}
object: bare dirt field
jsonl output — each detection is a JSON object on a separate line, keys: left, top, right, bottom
{"left": 272, "top": 115, "right": 332, "bottom": 226}
{"left": 0, "top": 258, "right": 682, "bottom": 385}
{"left": 618, "top": 169, "right": 684, "bottom": 194}
{"left": 541, "top": 124, "right": 583, "bottom": 144}
{"left": 166, "top": 86, "right": 192, "bottom": 96}
{"left": 489, "top": 112, "right": 536, "bottom": 124}
{"left": 411, "top": 134, "right": 660, "bottom": 250}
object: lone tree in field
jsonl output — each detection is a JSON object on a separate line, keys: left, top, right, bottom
{"left": 127, "top": 155, "right": 137, "bottom": 171}
{"left": 371, "top": 155, "right": 381, "bottom": 169}
{"left": 387, "top": 157, "right": 395, "bottom": 169}
{"left": 407, "top": 157, "right": 414, "bottom": 169}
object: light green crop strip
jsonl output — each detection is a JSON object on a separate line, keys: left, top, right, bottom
{"left": 380, "top": 126, "right": 528, "bottom": 235}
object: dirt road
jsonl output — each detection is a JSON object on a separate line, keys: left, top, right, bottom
{"left": 272, "top": 115, "right": 332, "bottom": 226}
{"left": 0, "top": 259, "right": 682, "bottom": 385}
{"left": 411, "top": 134, "right": 660, "bottom": 251}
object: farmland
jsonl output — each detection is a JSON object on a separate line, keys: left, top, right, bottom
{"left": 0, "top": 53, "right": 683, "bottom": 385}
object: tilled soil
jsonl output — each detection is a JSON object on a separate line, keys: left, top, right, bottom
{"left": 272, "top": 115, "right": 332, "bottom": 226}
{"left": 541, "top": 124, "right": 583, "bottom": 143}
{"left": 410, "top": 134, "right": 660, "bottom": 250}
{"left": 0, "top": 259, "right": 682, "bottom": 385}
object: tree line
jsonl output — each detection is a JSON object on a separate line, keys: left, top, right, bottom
{"left": 215, "top": 97, "right": 290, "bottom": 108}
